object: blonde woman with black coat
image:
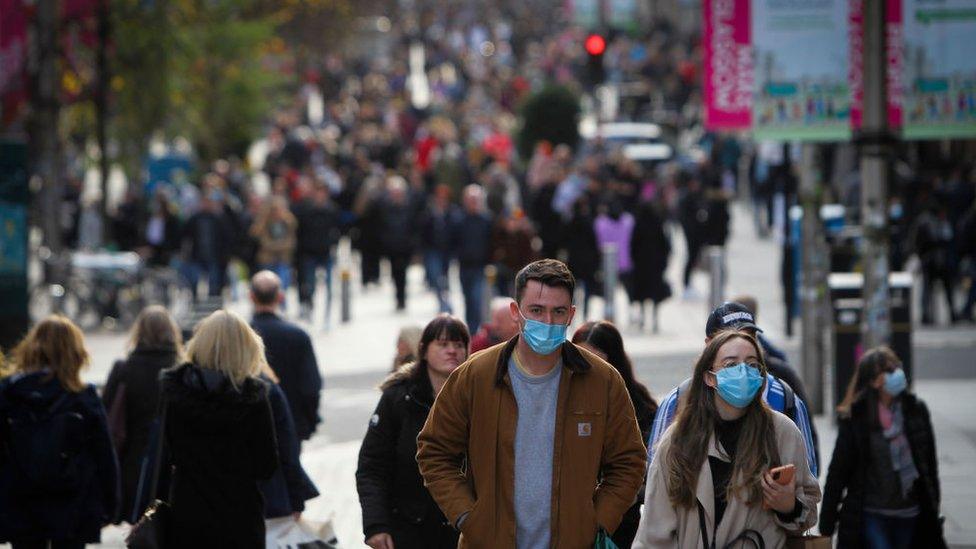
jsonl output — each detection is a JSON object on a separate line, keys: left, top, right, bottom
{"left": 159, "top": 310, "right": 277, "bottom": 547}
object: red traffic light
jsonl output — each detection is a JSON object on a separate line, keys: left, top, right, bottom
{"left": 584, "top": 34, "right": 606, "bottom": 56}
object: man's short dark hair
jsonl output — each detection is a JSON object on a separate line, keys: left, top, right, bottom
{"left": 514, "top": 259, "right": 575, "bottom": 303}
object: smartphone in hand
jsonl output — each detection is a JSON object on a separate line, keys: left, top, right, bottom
{"left": 763, "top": 464, "right": 796, "bottom": 510}
{"left": 770, "top": 464, "right": 795, "bottom": 485}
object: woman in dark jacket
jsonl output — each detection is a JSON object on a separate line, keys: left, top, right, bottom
{"left": 820, "top": 346, "right": 946, "bottom": 549}
{"left": 630, "top": 198, "right": 672, "bottom": 332}
{"left": 160, "top": 310, "right": 277, "bottom": 548}
{"left": 101, "top": 306, "right": 182, "bottom": 523}
{"left": 0, "top": 315, "right": 119, "bottom": 548}
{"left": 572, "top": 320, "right": 657, "bottom": 549}
{"left": 565, "top": 195, "right": 601, "bottom": 318}
{"left": 356, "top": 314, "right": 470, "bottom": 549}
{"left": 260, "top": 378, "right": 319, "bottom": 519}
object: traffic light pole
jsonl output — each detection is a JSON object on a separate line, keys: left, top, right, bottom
{"left": 860, "top": 0, "right": 892, "bottom": 349}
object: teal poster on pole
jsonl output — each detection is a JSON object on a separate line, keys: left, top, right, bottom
{"left": 901, "top": 0, "right": 976, "bottom": 139}
{"left": 0, "top": 201, "right": 26, "bottom": 275}
{"left": 751, "top": 0, "right": 852, "bottom": 141}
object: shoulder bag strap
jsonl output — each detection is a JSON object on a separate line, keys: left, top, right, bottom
{"left": 781, "top": 382, "right": 796, "bottom": 421}
{"left": 725, "top": 529, "right": 766, "bottom": 549}
{"left": 46, "top": 392, "right": 72, "bottom": 415}
{"left": 697, "top": 500, "right": 715, "bottom": 549}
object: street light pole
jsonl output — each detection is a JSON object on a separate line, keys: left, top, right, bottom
{"left": 860, "top": 0, "right": 891, "bottom": 349}
{"left": 799, "top": 143, "right": 828, "bottom": 414}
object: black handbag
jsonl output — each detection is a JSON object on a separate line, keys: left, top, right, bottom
{"left": 125, "top": 399, "right": 170, "bottom": 549}
{"left": 697, "top": 501, "right": 767, "bottom": 549}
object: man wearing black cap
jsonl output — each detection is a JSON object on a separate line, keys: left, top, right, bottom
{"left": 726, "top": 296, "right": 809, "bottom": 404}
{"left": 645, "top": 302, "right": 820, "bottom": 476}
{"left": 705, "top": 302, "right": 809, "bottom": 405}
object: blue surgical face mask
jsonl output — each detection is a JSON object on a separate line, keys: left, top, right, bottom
{"left": 713, "top": 363, "right": 764, "bottom": 408}
{"left": 884, "top": 368, "right": 907, "bottom": 397}
{"left": 519, "top": 311, "right": 568, "bottom": 355}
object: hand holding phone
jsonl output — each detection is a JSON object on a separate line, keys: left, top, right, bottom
{"left": 770, "top": 464, "right": 795, "bottom": 484}
{"left": 762, "top": 464, "right": 796, "bottom": 511}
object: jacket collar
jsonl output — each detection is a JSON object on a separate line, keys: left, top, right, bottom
{"left": 493, "top": 335, "right": 591, "bottom": 386}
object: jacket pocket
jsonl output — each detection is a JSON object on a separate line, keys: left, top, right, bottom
{"left": 459, "top": 500, "right": 482, "bottom": 536}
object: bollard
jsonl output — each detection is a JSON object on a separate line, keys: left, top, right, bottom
{"left": 707, "top": 246, "right": 725, "bottom": 311}
{"left": 482, "top": 265, "right": 497, "bottom": 325}
{"left": 340, "top": 268, "right": 351, "bottom": 323}
{"left": 602, "top": 244, "right": 618, "bottom": 322}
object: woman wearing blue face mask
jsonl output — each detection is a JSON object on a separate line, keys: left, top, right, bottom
{"left": 820, "top": 347, "right": 946, "bottom": 549}
{"left": 633, "top": 330, "right": 821, "bottom": 548}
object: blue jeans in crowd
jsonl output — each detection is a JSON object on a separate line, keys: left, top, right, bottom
{"left": 182, "top": 259, "right": 224, "bottom": 301}
{"left": 863, "top": 512, "right": 917, "bottom": 549}
{"left": 300, "top": 255, "right": 334, "bottom": 322}
{"left": 260, "top": 262, "right": 292, "bottom": 291}
{"left": 459, "top": 265, "right": 485, "bottom": 334}
{"left": 424, "top": 250, "right": 452, "bottom": 313}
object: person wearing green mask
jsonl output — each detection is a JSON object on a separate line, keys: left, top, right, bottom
{"left": 417, "top": 259, "right": 647, "bottom": 549}
{"left": 820, "top": 346, "right": 946, "bottom": 548}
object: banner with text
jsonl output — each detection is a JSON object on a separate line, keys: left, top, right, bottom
{"left": 751, "top": 0, "right": 852, "bottom": 140}
{"left": 704, "top": 0, "right": 753, "bottom": 130}
{"left": 901, "top": 0, "right": 976, "bottom": 138}
{"left": 705, "top": 0, "right": 975, "bottom": 140}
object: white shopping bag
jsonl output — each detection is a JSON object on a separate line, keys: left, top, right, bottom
{"left": 265, "top": 516, "right": 341, "bottom": 549}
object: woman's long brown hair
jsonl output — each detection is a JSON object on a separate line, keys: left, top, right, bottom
{"left": 9, "top": 315, "right": 89, "bottom": 392}
{"left": 836, "top": 345, "right": 900, "bottom": 422}
{"left": 664, "top": 330, "right": 780, "bottom": 508}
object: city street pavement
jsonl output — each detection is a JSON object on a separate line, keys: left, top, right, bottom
{"left": 71, "top": 202, "right": 976, "bottom": 548}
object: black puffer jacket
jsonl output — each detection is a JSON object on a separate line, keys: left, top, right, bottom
{"left": 161, "top": 363, "right": 278, "bottom": 548}
{"left": 356, "top": 364, "right": 458, "bottom": 549}
{"left": 820, "top": 394, "right": 945, "bottom": 549}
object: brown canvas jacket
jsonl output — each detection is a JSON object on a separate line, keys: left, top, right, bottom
{"left": 416, "top": 336, "right": 647, "bottom": 549}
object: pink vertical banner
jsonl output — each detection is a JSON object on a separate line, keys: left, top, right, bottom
{"left": 703, "top": 0, "right": 752, "bottom": 130}
{"left": 849, "top": 0, "right": 865, "bottom": 129}
{"left": 885, "top": 0, "right": 903, "bottom": 130}
{"left": 850, "top": 0, "right": 903, "bottom": 130}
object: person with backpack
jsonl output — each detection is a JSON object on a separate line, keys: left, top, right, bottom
{"left": 101, "top": 306, "right": 183, "bottom": 524}
{"left": 0, "top": 315, "right": 120, "bottom": 548}
{"left": 159, "top": 309, "right": 278, "bottom": 547}
{"left": 356, "top": 315, "right": 470, "bottom": 549}
{"left": 646, "top": 302, "right": 820, "bottom": 477}
{"left": 632, "top": 330, "right": 821, "bottom": 548}
{"left": 819, "top": 346, "right": 946, "bottom": 548}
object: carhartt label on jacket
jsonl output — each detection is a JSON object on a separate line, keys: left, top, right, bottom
{"left": 578, "top": 422, "right": 592, "bottom": 437}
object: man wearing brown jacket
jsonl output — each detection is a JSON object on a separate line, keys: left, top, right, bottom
{"left": 417, "top": 259, "right": 647, "bottom": 549}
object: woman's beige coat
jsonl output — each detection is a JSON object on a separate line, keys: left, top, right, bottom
{"left": 633, "top": 410, "right": 821, "bottom": 549}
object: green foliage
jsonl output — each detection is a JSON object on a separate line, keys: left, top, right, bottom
{"left": 59, "top": 0, "right": 369, "bottom": 182}
{"left": 110, "top": 0, "right": 175, "bottom": 178}
{"left": 168, "top": 7, "right": 285, "bottom": 163}
{"left": 516, "top": 85, "right": 581, "bottom": 161}
{"left": 108, "top": 0, "right": 287, "bottom": 176}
